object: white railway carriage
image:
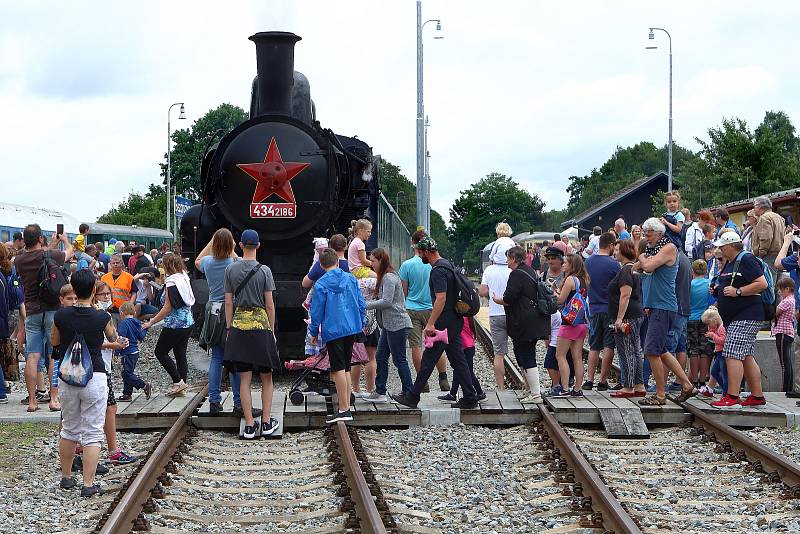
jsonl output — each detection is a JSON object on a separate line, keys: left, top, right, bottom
{"left": 0, "top": 202, "right": 81, "bottom": 243}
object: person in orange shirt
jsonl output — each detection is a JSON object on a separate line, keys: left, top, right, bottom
{"left": 100, "top": 255, "right": 137, "bottom": 315}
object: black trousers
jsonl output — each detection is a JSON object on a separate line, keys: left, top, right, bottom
{"left": 775, "top": 333, "right": 795, "bottom": 393}
{"left": 155, "top": 327, "right": 192, "bottom": 383}
{"left": 411, "top": 322, "right": 477, "bottom": 402}
{"left": 450, "top": 347, "right": 484, "bottom": 397}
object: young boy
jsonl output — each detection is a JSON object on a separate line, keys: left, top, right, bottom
{"left": 660, "top": 191, "right": 685, "bottom": 250}
{"left": 772, "top": 277, "right": 796, "bottom": 393}
{"left": 47, "top": 284, "right": 79, "bottom": 411}
{"left": 687, "top": 259, "right": 713, "bottom": 389}
{"left": 308, "top": 248, "right": 366, "bottom": 423}
{"left": 116, "top": 302, "right": 151, "bottom": 402}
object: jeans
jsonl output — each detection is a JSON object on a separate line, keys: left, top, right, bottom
{"left": 0, "top": 362, "right": 6, "bottom": 398}
{"left": 410, "top": 322, "right": 477, "bottom": 402}
{"left": 137, "top": 303, "right": 159, "bottom": 316}
{"left": 154, "top": 327, "right": 192, "bottom": 383}
{"left": 450, "top": 346, "right": 485, "bottom": 397}
{"left": 710, "top": 352, "right": 728, "bottom": 392}
{"left": 24, "top": 310, "right": 55, "bottom": 356}
{"left": 375, "top": 328, "right": 413, "bottom": 395}
{"left": 121, "top": 352, "right": 146, "bottom": 396}
{"left": 209, "top": 344, "right": 241, "bottom": 406}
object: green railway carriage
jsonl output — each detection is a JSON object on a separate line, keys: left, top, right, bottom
{"left": 87, "top": 223, "right": 173, "bottom": 251}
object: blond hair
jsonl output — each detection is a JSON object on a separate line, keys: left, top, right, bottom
{"left": 495, "top": 222, "right": 512, "bottom": 237}
{"left": 701, "top": 307, "right": 721, "bottom": 325}
{"left": 664, "top": 191, "right": 681, "bottom": 202}
{"left": 119, "top": 302, "right": 136, "bottom": 316}
{"left": 349, "top": 219, "right": 372, "bottom": 239}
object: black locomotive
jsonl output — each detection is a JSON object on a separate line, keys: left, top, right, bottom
{"left": 180, "top": 31, "right": 403, "bottom": 353}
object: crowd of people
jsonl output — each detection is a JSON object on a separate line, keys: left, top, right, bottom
{"left": 488, "top": 192, "right": 799, "bottom": 407}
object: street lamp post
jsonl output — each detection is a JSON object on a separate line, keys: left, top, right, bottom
{"left": 416, "top": 1, "right": 442, "bottom": 232}
{"left": 167, "top": 102, "right": 186, "bottom": 238}
{"left": 647, "top": 27, "right": 672, "bottom": 192}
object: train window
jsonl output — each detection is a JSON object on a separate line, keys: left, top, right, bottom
{"left": 1, "top": 230, "right": 9, "bottom": 242}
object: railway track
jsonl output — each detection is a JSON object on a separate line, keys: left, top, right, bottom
{"left": 473, "top": 317, "right": 800, "bottom": 533}
{"left": 94, "top": 384, "right": 394, "bottom": 534}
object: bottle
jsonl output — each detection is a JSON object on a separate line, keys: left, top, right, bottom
{"left": 610, "top": 321, "right": 631, "bottom": 334}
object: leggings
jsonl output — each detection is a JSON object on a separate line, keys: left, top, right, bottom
{"left": 775, "top": 333, "right": 795, "bottom": 393}
{"left": 154, "top": 327, "right": 192, "bottom": 383}
{"left": 450, "top": 346, "right": 485, "bottom": 397}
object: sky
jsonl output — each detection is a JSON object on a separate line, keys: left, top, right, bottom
{"left": 2, "top": 0, "right": 799, "bottom": 226}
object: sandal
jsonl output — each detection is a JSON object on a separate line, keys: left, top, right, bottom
{"left": 674, "top": 387, "right": 698, "bottom": 403}
{"left": 638, "top": 395, "right": 666, "bottom": 406}
{"left": 26, "top": 405, "right": 40, "bottom": 412}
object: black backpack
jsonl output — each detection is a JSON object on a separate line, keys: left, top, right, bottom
{"left": 38, "top": 250, "right": 67, "bottom": 306}
{"left": 434, "top": 263, "right": 480, "bottom": 317}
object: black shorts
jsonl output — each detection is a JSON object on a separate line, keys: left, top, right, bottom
{"left": 543, "top": 345, "right": 576, "bottom": 375}
{"left": 357, "top": 330, "right": 379, "bottom": 348}
{"left": 106, "top": 371, "right": 116, "bottom": 407}
{"left": 589, "top": 311, "right": 615, "bottom": 351}
{"left": 327, "top": 335, "right": 355, "bottom": 373}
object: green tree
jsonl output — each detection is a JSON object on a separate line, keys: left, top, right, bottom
{"left": 161, "top": 103, "right": 249, "bottom": 197}
{"left": 97, "top": 184, "right": 167, "bottom": 229}
{"left": 448, "top": 173, "right": 546, "bottom": 271}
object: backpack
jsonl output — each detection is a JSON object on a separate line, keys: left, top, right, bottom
{"left": 58, "top": 333, "right": 94, "bottom": 387}
{"left": 38, "top": 250, "right": 67, "bottom": 306}
{"left": 519, "top": 269, "right": 558, "bottom": 316}
{"left": 433, "top": 262, "right": 480, "bottom": 317}
{"left": 731, "top": 251, "right": 776, "bottom": 320}
{"left": 560, "top": 276, "right": 589, "bottom": 326}
{"left": 5, "top": 266, "right": 24, "bottom": 311}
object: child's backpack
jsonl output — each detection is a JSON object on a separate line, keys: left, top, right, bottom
{"left": 731, "top": 251, "right": 776, "bottom": 320}
{"left": 433, "top": 263, "right": 480, "bottom": 317}
{"left": 38, "top": 250, "right": 67, "bottom": 306}
{"left": 5, "top": 266, "right": 24, "bottom": 311}
{"left": 58, "top": 333, "right": 94, "bottom": 387}
{"left": 560, "top": 276, "right": 589, "bottom": 326}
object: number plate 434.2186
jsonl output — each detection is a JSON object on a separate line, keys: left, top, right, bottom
{"left": 250, "top": 203, "right": 297, "bottom": 218}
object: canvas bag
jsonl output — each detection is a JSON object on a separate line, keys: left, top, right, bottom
{"left": 58, "top": 333, "right": 94, "bottom": 387}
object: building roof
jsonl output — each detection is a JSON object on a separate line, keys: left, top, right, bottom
{"left": 561, "top": 171, "right": 668, "bottom": 229}
{"left": 707, "top": 188, "right": 800, "bottom": 214}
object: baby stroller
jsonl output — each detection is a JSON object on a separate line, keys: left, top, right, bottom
{"left": 285, "top": 341, "right": 369, "bottom": 406}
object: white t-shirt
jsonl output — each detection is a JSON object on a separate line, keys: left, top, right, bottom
{"left": 481, "top": 264, "right": 511, "bottom": 316}
{"left": 489, "top": 237, "right": 516, "bottom": 265}
{"left": 583, "top": 234, "right": 600, "bottom": 258}
{"left": 549, "top": 312, "right": 561, "bottom": 347}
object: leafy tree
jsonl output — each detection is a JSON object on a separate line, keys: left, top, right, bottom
{"left": 161, "top": 103, "right": 249, "bottom": 198}
{"left": 97, "top": 184, "right": 167, "bottom": 229}
{"left": 448, "top": 173, "right": 545, "bottom": 270}
{"left": 541, "top": 209, "right": 568, "bottom": 231}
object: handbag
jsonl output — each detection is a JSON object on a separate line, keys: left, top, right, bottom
{"left": 58, "top": 333, "right": 94, "bottom": 387}
{"left": 560, "top": 276, "right": 589, "bottom": 326}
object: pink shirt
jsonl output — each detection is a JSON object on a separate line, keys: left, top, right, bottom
{"left": 348, "top": 237, "right": 366, "bottom": 271}
{"left": 709, "top": 324, "right": 726, "bottom": 353}
{"left": 772, "top": 295, "right": 796, "bottom": 337}
{"left": 460, "top": 317, "right": 475, "bottom": 349}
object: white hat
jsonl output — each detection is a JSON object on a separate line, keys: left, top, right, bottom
{"left": 712, "top": 232, "right": 742, "bottom": 247}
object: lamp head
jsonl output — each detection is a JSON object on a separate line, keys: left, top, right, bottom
{"left": 434, "top": 20, "right": 443, "bottom": 39}
{"left": 178, "top": 104, "right": 186, "bottom": 119}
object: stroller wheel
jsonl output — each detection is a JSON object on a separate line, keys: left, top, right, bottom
{"left": 289, "top": 389, "right": 305, "bottom": 406}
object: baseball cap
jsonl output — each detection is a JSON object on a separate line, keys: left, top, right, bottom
{"left": 712, "top": 232, "right": 742, "bottom": 247}
{"left": 416, "top": 236, "right": 438, "bottom": 251}
{"left": 241, "top": 229, "right": 260, "bottom": 246}
{"left": 109, "top": 238, "right": 117, "bottom": 244}
{"left": 544, "top": 246, "right": 564, "bottom": 258}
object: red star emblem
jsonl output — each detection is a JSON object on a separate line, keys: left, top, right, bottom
{"left": 237, "top": 137, "right": 310, "bottom": 204}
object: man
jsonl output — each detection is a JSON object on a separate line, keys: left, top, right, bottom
{"left": 552, "top": 234, "right": 568, "bottom": 255}
{"left": 11, "top": 232, "right": 24, "bottom": 256}
{"left": 636, "top": 218, "right": 697, "bottom": 406}
{"left": 101, "top": 255, "right": 138, "bottom": 318}
{"left": 714, "top": 208, "right": 739, "bottom": 237}
{"left": 560, "top": 234, "right": 575, "bottom": 254}
{"left": 14, "top": 223, "right": 72, "bottom": 412}
{"left": 541, "top": 246, "right": 566, "bottom": 291}
{"left": 95, "top": 242, "right": 110, "bottom": 273}
{"left": 128, "top": 246, "right": 143, "bottom": 274}
{"left": 479, "top": 238, "right": 512, "bottom": 390}
{"left": 752, "top": 196, "right": 786, "bottom": 284}
{"left": 583, "top": 233, "right": 620, "bottom": 390}
{"left": 774, "top": 230, "right": 800, "bottom": 397}
{"left": 104, "top": 238, "right": 117, "bottom": 257}
{"left": 615, "top": 218, "right": 631, "bottom": 241}
{"left": 684, "top": 210, "right": 705, "bottom": 259}
{"left": 398, "top": 230, "right": 449, "bottom": 392}
{"left": 582, "top": 226, "right": 603, "bottom": 258}
{"left": 392, "top": 237, "right": 478, "bottom": 409}
{"left": 302, "top": 234, "right": 349, "bottom": 288}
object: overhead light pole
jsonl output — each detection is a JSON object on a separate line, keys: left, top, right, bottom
{"left": 417, "top": 1, "right": 443, "bottom": 232}
{"left": 167, "top": 102, "right": 186, "bottom": 237}
{"left": 646, "top": 27, "right": 672, "bottom": 192}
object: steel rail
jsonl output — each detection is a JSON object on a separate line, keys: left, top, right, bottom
{"left": 333, "top": 421, "right": 387, "bottom": 534}
{"left": 473, "top": 318, "right": 526, "bottom": 388}
{"left": 98, "top": 384, "right": 209, "bottom": 534}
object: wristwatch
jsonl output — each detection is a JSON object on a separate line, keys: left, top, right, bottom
{"left": 736, "top": 288, "right": 742, "bottom": 297}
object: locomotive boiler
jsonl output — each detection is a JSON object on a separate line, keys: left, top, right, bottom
{"left": 180, "top": 31, "right": 408, "bottom": 353}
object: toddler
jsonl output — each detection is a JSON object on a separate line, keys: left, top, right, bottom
{"left": 772, "top": 277, "right": 796, "bottom": 393}
{"left": 660, "top": 191, "right": 685, "bottom": 250}
{"left": 116, "top": 302, "right": 151, "bottom": 402}
{"left": 348, "top": 219, "right": 377, "bottom": 279}
{"left": 701, "top": 308, "right": 727, "bottom": 396}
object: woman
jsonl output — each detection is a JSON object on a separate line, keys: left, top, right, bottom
{"left": 741, "top": 209, "right": 758, "bottom": 252}
{"left": 143, "top": 254, "right": 195, "bottom": 396}
{"left": 631, "top": 225, "right": 643, "bottom": 250}
{"left": 195, "top": 229, "right": 241, "bottom": 415}
{"left": 553, "top": 254, "right": 589, "bottom": 397}
{"left": 607, "top": 240, "right": 646, "bottom": 397}
{"left": 363, "top": 248, "right": 413, "bottom": 402}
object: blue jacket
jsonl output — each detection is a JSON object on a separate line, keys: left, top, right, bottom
{"left": 117, "top": 317, "right": 147, "bottom": 356}
{"left": 308, "top": 268, "right": 366, "bottom": 343}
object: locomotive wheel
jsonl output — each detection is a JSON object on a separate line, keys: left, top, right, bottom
{"left": 289, "top": 390, "right": 305, "bottom": 406}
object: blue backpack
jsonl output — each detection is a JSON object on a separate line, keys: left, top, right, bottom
{"left": 560, "top": 276, "right": 589, "bottom": 326}
{"left": 6, "top": 266, "right": 24, "bottom": 311}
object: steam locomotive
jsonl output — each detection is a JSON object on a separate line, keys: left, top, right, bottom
{"left": 180, "top": 31, "right": 410, "bottom": 353}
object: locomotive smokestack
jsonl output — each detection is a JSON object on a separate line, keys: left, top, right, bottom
{"left": 249, "top": 31, "right": 301, "bottom": 117}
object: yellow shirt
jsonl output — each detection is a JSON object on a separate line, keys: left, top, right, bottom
{"left": 74, "top": 234, "right": 85, "bottom": 252}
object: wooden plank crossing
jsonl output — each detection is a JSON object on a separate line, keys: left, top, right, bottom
{"left": 590, "top": 393, "right": 649, "bottom": 438}
{"left": 544, "top": 390, "right": 689, "bottom": 428}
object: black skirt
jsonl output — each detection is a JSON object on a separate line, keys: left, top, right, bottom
{"left": 224, "top": 328, "right": 281, "bottom": 373}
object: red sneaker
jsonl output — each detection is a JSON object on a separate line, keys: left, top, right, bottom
{"left": 711, "top": 394, "right": 741, "bottom": 409}
{"left": 741, "top": 395, "right": 766, "bottom": 407}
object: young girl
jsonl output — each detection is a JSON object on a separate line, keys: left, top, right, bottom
{"left": 701, "top": 308, "right": 727, "bottom": 397}
{"left": 552, "top": 254, "right": 589, "bottom": 397}
{"left": 439, "top": 317, "right": 485, "bottom": 402}
{"left": 351, "top": 275, "right": 377, "bottom": 397}
{"left": 660, "top": 191, "right": 685, "bottom": 249}
{"left": 348, "top": 219, "right": 377, "bottom": 279}
{"left": 772, "top": 277, "right": 796, "bottom": 393}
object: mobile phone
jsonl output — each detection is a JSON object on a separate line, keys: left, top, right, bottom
{"left": 56, "top": 223, "right": 64, "bottom": 237}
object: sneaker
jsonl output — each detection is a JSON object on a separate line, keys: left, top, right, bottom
{"left": 451, "top": 399, "right": 478, "bottom": 409}
{"left": 60, "top": 476, "right": 77, "bottom": 490}
{"left": 557, "top": 386, "right": 572, "bottom": 397}
{"left": 232, "top": 405, "right": 263, "bottom": 418}
{"left": 81, "top": 484, "right": 103, "bottom": 498}
{"left": 699, "top": 385, "right": 714, "bottom": 398}
{"left": 143, "top": 382, "right": 152, "bottom": 400}
{"left": 570, "top": 389, "right": 584, "bottom": 398}
{"left": 437, "top": 393, "right": 457, "bottom": 403}
{"left": 438, "top": 376, "right": 451, "bottom": 392}
{"left": 609, "top": 383, "right": 623, "bottom": 391}
{"left": 352, "top": 391, "right": 366, "bottom": 399}
{"left": 548, "top": 385, "right": 564, "bottom": 397}
{"left": 390, "top": 393, "right": 420, "bottom": 408}
{"left": 108, "top": 449, "right": 138, "bottom": 465}
{"left": 596, "top": 382, "right": 609, "bottom": 391}
{"left": 667, "top": 381, "right": 682, "bottom": 392}
{"left": 166, "top": 380, "right": 188, "bottom": 396}
{"left": 242, "top": 423, "right": 258, "bottom": 439}
{"left": 363, "top": 392, "right": 388, "bottom": 403}
{"left": 95, "top": 462, "right": 109, "bottom": 475}
{"left": 72, "top": 455, "right": 83, "bottom": 473}
{"left": 713, "top": 386, "right": 723, "bottom": 395}
{"left": 0, "top": 396, "right": 7, "bottom": 404}
{"left": 477, "top": 392, "right": 487, "bottom": 402}
{"left": 711, "top": 394, "right": 741, "bottom": 409}
{"left": 326, "top": 410, "right": 354, "bottom": 424}
{"left": 209, "top": 402, "right": 223, "bottom": 415}
{"left": 116, "top": 394, "right": 133, "bottom": 402}
{"left": 581, "top": 381, "right": 593, "bottom": 391}
{"left": 519, "top": 393, "right": 543, "bottom": 403}
{"left": 785, "top": 390, "right": 800, "bottom": 398}
{"left": 741, "top": 395, "right": 766, "bottom": 407}
{"left": 261, "top": 417, "right": 280, "bottom": 436}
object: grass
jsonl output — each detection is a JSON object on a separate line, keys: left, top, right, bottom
{"left": 0, "top": 422, "right": 58, "bottom": 479}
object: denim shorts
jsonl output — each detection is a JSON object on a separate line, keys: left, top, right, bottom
{"left": 665, "top": 314, "right": 688, "bottom": 354}
{"left": 588, "top": 311, "right": 615, "bottom": 351}
{"left": 25, "top": 310, "right": 55, "bottom": 357}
